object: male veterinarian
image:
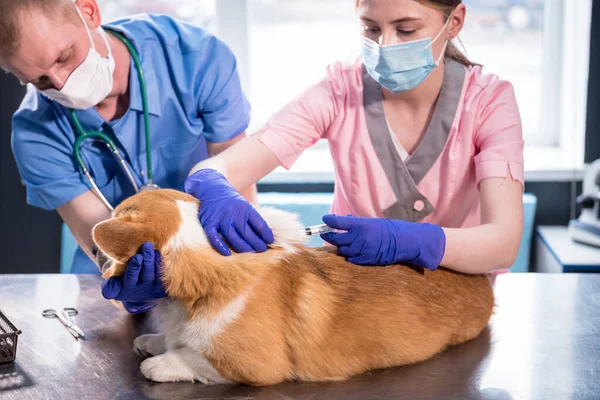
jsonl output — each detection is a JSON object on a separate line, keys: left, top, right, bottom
{"left": 2, "top": 0, "right": 270, "bottom": 313}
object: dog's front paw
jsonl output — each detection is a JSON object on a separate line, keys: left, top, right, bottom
{"left": 140, "top": 353, "right": 195, "bottom": 383}
{"left": 134, "top": 334, "right": 166, "bottom": 358}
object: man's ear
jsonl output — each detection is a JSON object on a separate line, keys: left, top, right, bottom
{"left": 77, "top": 0, "right": 103, "bottom": 29}
{"left": 92, "top": 217, "right": 146, "bottom": 263}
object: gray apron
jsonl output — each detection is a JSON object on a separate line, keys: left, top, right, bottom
{"left": 363, "top": 58, "right": 466, "bottom": 222}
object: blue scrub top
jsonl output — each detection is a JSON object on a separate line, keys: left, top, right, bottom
{"left": 11, "top": 14, "right": 251, "bottom": 274}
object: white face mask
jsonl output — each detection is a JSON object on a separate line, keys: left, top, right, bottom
{"left": 41, "top": 3, "right": 115, "bottom": 109}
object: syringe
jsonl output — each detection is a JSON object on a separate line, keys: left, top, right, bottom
{"left": 298, "top": 224, "right": 336, "bottom": 236}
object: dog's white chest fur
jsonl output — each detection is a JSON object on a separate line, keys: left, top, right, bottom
{"left": 134, "top": 286, "right": 251, "bottom": 384}
{"left": 159, "top": 292, "right": 250, "bottom": 352}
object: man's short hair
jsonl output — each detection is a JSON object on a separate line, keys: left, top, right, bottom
{"left": 0, "top": 0, "right": 77, "bottom": 56}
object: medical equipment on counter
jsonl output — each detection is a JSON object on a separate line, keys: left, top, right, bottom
{"left": 0, "top": 310, "right": 21, "bottom": 364}
{"left": 568, "top": 159, "right": 600, "bottom": 248}
{"left": 298, "top": 224, "right": 336, "bottom": 236}
{"left": 42, "top": 308, "right": 85, "bottom": 340}
{"left": 70, "top": 31, "right": 158, "bottom": 212}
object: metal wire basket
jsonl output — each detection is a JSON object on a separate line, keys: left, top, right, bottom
{"left": 0, "top": 310, "right": 21, "bottom": 364}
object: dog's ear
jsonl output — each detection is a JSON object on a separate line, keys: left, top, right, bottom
{"left": 92, "top": 217, "right": 146, "bottom": 263}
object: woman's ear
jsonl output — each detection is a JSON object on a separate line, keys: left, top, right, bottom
{"left": 449, "top": 4, "right": 466, "bottom": 39}
{"left": 92, "top": 217, "right": 146, "bottom": 263}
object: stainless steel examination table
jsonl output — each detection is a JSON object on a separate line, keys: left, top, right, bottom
{"left": 1, "top": 273, "right": 598, "bottom": 400}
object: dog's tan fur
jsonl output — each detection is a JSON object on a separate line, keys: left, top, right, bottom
{"left": 92, "top": 189, "right": 494, "bottom": 386}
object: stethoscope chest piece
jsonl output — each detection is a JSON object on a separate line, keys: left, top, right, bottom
{"left": 140, "top": 183, "right": 160, "bottom": 192}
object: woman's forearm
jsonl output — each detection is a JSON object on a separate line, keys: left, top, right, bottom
{"left": 440, "top": 224, "right": 522, "bottom": 274}
{"left": 189, "top": 134, "right": 281, "bottom": 193}
{"left": 238, "top": 184, "right": 259, "bottom": 207}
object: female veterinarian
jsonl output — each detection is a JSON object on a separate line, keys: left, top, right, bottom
{"left": 107, "top": 0, "right": 525, "bottom": 315}
{"left": 185, "top": 0, "right": 526, "bottom": 269}
{"left": 4, "top": 0, "right": 254, "bottom": 312}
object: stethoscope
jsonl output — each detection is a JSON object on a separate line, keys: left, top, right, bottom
{"left": 70, "top": 31, "right": 158, "bottom": 211}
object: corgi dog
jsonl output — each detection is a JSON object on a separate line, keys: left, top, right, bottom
{"left": 92, "top": 189, "right": 494, "bottom": 386}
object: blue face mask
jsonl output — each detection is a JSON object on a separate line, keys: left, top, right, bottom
{"left": 361, "top": 18, "right": 451, "bottom": 94}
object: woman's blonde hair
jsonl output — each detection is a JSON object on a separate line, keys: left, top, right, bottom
{"left": 355, "top": 0, "right": 477, "bottom": 67}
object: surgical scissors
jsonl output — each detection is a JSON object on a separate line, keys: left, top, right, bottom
{"left": 42, "top": 308, "right": 85, "bottom": 340}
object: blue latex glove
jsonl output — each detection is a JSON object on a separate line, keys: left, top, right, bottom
{"left": 320, "top": 214, "right": 446, "bottom": 271}
{"left": 101, "top": 242, "right": 167, "bottom": 314}
{"left": 184, "top": 168, "right": 274, "bottom": 256}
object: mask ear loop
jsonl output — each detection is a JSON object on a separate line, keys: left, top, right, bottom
{"left": 73, "top": 2, "right": 96, "bottom": 52}
{"left": 435, "top": 38, "right": 450, "bottom": 66}
{"left": 432, "top": 13, "right": 454, "bottom": 66}
{"left": 98, "top": 29, "right": 113, "bottom": 58}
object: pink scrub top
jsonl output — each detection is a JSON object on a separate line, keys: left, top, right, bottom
{"left": 257, "top": 58, "right": 525, "bottom": 229}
